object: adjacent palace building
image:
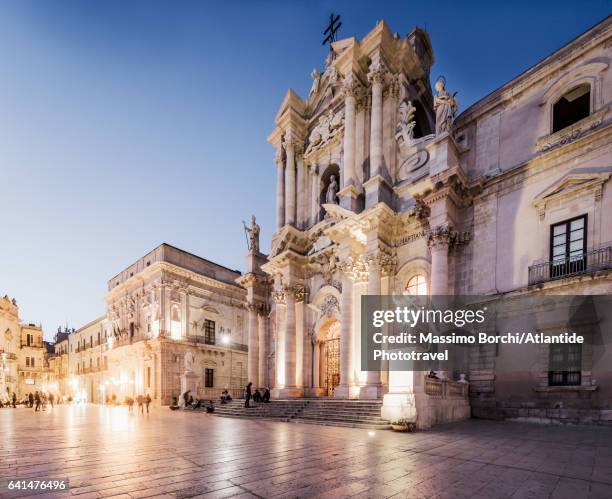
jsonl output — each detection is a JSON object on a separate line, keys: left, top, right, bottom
{"left": 2, "top": 17, "right": 610, "bottom": 427}
{"left": 49, "top": 244, "right": 249, "bottom": 405}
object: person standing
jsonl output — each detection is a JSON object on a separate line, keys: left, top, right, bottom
{"left": 145, "top": 394, "right": 151, "bottom": 413}
{"left": 49, "top": 393, "right": 54, "bottom": 408}
{"left": 137, "top": 394, "right": 144, "bottom": 414}
{"left": 28, "top": 392, "right": 34, "bottom": 408}
{"left": 244, "top": 382, "right": 252, "bottom": 408}
{"left": 34, "top": 391, "right": 41, "bottom": 412}
{"left": 12, "top": 392, "right": 16, "bottom": 408}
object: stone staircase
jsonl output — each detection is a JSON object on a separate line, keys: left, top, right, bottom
{"left": 189, "top": 398, "right": 391, "bottom": 430}
{"left": 292, "top": 399, "right": 390, "bottom": 430}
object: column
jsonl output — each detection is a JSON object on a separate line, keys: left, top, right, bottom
{"left": 339, "top": 76, "right": 360, "bottom": 211}
{"left": 342, "top": 82, "right": 357, "bottom": 187}
{"left": 296, "top": 151, "right": 306, "bottom": 228}
{"left": 361, "top": 254, "right": 383, "bottom": 398}
{"left": 273, "top": 292, "right": 285, "bottom": 393}
{"left": 428, "top": 227, "right": 454, "bottom": 295}
{"left": 335, "top": 272, "right": 354, "bottom": 398}
{"left": 368, "top": 66, "right": 385, "bottom": 178}
{"left": 257, "top": 311, "right": 267, "bottom": 388}
{"left": 247, "top": 303, "right": 259, "bottom": 387}
{"left": 284, "top": 289, "right": 296, "bottom": 388}
{"left": 285, "top": 139, "right": 296, "bottom": 226}
{"left": 275, "top": 154, "right": 285, "bottom": 231}
{"left": 310, "top": 165, "right": 320, "bottom": 225}
{"left": 312, "top": 341, "right": 320, "bottom": 391}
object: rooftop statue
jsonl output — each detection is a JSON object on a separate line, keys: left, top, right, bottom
{"left": 433, "top": 77, "right": 458, "bottom": 136}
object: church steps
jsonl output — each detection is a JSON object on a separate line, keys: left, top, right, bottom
{"left": 199, "top": 398, "right": 391, "bottom": 429}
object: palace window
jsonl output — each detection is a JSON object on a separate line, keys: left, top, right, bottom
{"left": 550, "top": 215, "right": 587, "bottom": 279}
{"left": 552, "top": 84, "right": 590, "bottom": 133}
{"left": 405, "top": 274, "right": 428, "bottom": 296}
{"left": 204, "top": 368, "right": 214, "bottom": 388}
{"left": 204, "top": 320, "right": 216, "bottom": 345}
{"left": 549, "top": 343, "right": 582, "bottom": 386}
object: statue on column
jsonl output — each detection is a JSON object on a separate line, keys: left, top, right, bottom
{"left": 325, "top": 175, "right": 339, "bottom": 204}
{"left": 243, "top": 215, "right": 260, "bottom": 253}
{"left": 433, "top": 77, "right": 458, "bottom": 136}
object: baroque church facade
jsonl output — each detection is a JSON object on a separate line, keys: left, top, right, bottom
{"left": 242, "top": 17, "right": 612, "bottom": 427}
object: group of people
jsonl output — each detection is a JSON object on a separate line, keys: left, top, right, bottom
{"left": 0, "top": 391, "right": 61, "bottom": 410}
{"left": 181, "top": 390, "right": 215, "bottom": 413}
{"left": 125, "top": 394, "right": 152, "bottom": 414}
{"left": 0, "top": 392, "right": 18, "bottom": 408}
{"left": 243, "top": 382, "right": 270, "bottom": 408}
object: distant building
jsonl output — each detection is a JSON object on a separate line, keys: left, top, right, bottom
{"left": 0, "top": 294, "right": 48, "bottom": 400}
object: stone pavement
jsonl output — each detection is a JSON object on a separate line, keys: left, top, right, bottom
{"left": 1, "top": 405, "right": 611, "bottom": 499}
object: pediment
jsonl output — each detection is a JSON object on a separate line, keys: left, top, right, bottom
{"left": 533, "top": 167, "right": 611, "bottom": 209}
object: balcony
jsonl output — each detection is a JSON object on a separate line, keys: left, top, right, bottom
{"left": 528, "top": 247, "right": 612, "bottom": 285}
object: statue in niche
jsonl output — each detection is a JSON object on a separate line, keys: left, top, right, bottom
{"left": 309, "top": 68, "right": 321, "bottom": 98}
{"left": 433, "top": 77, "right": 458, "bottom": 135}
{"left": 243, "top": 215, "right": 260, "bottom": 253}
{"left": 395, "top": 99, "right": 417, "bottom": 145}
{"left": 184, "top": 351, "right": 195, "bottom": 373}
{"left": 325, "top": 175, "right": 339, "bottom": 204}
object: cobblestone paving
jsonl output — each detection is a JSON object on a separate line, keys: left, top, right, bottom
{"left": 1, "top": 405, "right": 612, "bottom": 498}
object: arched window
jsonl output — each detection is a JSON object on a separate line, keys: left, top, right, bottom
{"left": 405, "top": 274, "right": 427, "bottom": 296}
{"left": 552, "top": 84, "right": 590, "bottom": 133}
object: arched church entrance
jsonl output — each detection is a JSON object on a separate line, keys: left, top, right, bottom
{"left": 316, "top": 319, "right": 340, "bottom": 397}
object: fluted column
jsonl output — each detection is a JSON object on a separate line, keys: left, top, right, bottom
{"left": 247, "top": 303, "right": 259, "bottom": 387}
{"left": 368, "top": 65, "right": 385, "bottom": 178}
{"left": 257, "top": 310, "right": 267, "bottom": 388}
{"left": 275, "top": 152, "right": 285, "bottom": 231}
{"left": 284, "top": 139, "right": 296, "bottom": 226}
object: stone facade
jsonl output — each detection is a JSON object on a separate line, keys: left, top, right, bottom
{"left": 51, "top": 243, "right": 248, "bottom": 405}
{"left": 0, "top": 294, "right": 49, "bottom": 401}
{"left": 246, "top": 18, "right": 612, "bottom": 428}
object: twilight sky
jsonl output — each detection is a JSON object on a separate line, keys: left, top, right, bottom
{"left": 0, "top": 1, "right": 609, "bottom": 340}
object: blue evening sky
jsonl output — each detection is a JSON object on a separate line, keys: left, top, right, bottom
{"left": 0, "top": 1, "right": 609, "bottom": 339}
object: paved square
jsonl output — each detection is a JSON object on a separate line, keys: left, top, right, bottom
{"left": 1, "top": 405, "right": 612, "bottom": 498}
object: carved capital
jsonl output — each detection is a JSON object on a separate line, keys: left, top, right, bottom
{"left": 427, "top": 225, "right": 457, "bottom": 251}
{"left": 367, "top": 62, "right": 388, "bottom": 87}
{"left": 341, "top": 74, "right": 364, "bottom": 100}
{"left": 285, "top": 285, "right": 308, "bottom": 303}
{"left": 366, "top": 251, "right": 397, "bottom": 277}
{"left": 339, "top": 255, "right": 368, "bottom": 282}
{"left": 272, "top": 290, "right": 286, "bottom": 305}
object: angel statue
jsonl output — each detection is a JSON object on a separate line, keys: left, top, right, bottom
{"left": 243, "top": 215, "right": 260, "bottom": 253}
{"left": 395, "top": 99, "right": 417, "bottom": 145}
{"left": 433, "top": 77, "right": 458, "bottom": 135}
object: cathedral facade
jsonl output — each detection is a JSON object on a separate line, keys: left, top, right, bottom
{"left": 243, "top": 17, "right": 612, "bottom": 427}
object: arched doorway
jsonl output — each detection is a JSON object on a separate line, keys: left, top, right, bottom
{"left": 316, "top": 319, "right": 341, "bottom": 397}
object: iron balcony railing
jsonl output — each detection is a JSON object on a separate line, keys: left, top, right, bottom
{"left": 528, "top": 246, "right": 612, "bottom": 285}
